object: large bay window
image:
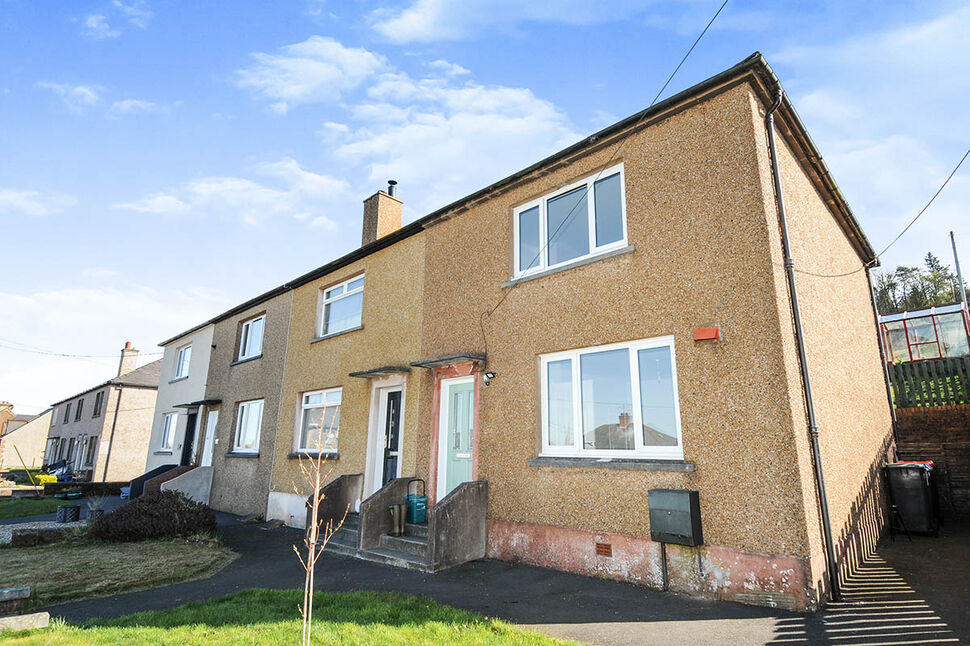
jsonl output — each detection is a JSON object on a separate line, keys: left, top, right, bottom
{"left": 297, "top": 388, "right": 341, "bottom": 453}
{"left": 513, "top": 163, "right": 627, "bottom": 278}
{"left": 540, "top": 336, "right": 683, "bottom": 459}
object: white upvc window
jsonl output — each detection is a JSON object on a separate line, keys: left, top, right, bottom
{"left": 160, "top": 412, "right": 178, "bottom": 450}
{"left": 238, "top": 316, "right": 265, "bottom": 360}
{"left": 513, "top": 163, "right": 627, "bottom": 278}
{"left": 539, "top": 335, "right": 684, "bottom": 460}
{"left": 319, "top": 275, "right": 364, "bottom": 337}
{"left": 234, "top": 399, "right": 264, "bottom": 453}
{"left": 175, "top": 345, "right": 192, "bottom": 378}
{"left": 297, "top": 388, "right": 341, "bottom": 453}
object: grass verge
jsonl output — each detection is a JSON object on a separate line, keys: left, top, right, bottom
{"left": 0, "top": 537, "right": 237, "bottom": 607}
{"left": 0, "top": 497, "right": 62, "bottom": 520}
{"left": 2, "top": 589, "right": 576, "bottom": 645}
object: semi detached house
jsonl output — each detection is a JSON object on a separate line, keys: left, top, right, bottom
{"left": 149, "top": 54, "right": 893, "bottom": 611}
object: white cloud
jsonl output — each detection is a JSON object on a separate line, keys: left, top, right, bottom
{"left": 0, "top": 189, "right": 77, "bottom": 217}
{"left": 337, "top": 70, "right": 580, "bottom": 214}
{"left": 235, "top": 36, "right": 387, "bottom": 113}
{"left": 108, "top": 99, "right": 165, "bottom": 118}
{"left": 83, "top": 14, "right": 120, "bottom": 39}
{"left": 369, "top": 0, "right": 649, "bottom": 43}
{"left": 774, "top": 4, "right": 970, "bottom": 270}
{"left": 427, "top": 59, "right": 470, "bottom": 77}
{"left": 112, "top": 0, "right": 153, "bottom": 28}
{"left": 112, "top": 157, "right": 353, "bottom": 225}
{"left": 36, "top": 81, "right": 102, "bottom": 113}
{"left": 0, "top": 284, "right": 230, "bottom": 414}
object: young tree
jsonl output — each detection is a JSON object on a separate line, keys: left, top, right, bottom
{"left": 293, "top": 409, "right": 345, "bottom": 646}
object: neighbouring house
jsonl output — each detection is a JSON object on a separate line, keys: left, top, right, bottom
{"left": 879, "top": 302, "right": 970, "bottom": 363}
{"left": 138, "top": 324, "right": 216, "bottom": 500}
{"left": 1, "top": 408, "right": 52, "bottom": 469}
{"left": 152, "top": 53, "right": 893, "bottom": 611}
{"left": 266, "top": 187, "right": 430, "bottom": 526}
{"left": 44, "top": 343, "right": 161, "bottom": 481}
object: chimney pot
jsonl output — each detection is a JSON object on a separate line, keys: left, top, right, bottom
{"left": 387, "top": 179, "right": 397, "bottom": 198}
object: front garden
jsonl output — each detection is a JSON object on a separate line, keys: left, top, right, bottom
{"left": 2, "top": 589, "right": 576, "bottom": 645}
{"left": 0, "top": 497, "right": 62, "bottom": 521}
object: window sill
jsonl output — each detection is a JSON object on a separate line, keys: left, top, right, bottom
{"left": 230, "top": 354, "right": 262, "bottom": 367}
{"left": 311, "top": 325, "right": 363, "bottom": 344}
{"left": 503, "top": 244, "right": 635, "bottom": 288}
{"left": 168, "top": 376, "right": 189, "bottom": 384}
{"left": 153, "top": 450, "right": 173, "bottom": 456}
{"left": 528, "top": 456, "right": 694, "bottom": 472}
{"left": 224, "top": 452, "right": 260, "bottom": 459}
{"left": 287, "top": 451, "right": 339, "bottom": 460}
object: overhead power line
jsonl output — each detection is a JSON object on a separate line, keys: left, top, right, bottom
{"left": 794, "top": 145, "right": 970, "bottom": 278}
{"left": 479, "top": 0, "right": 731, "bottom": 362}
{"left": 0, "top": 338, "right": 162, "bottom": 360}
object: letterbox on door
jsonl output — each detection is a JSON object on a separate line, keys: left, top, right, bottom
{"left": 648, "top": 489, "right": 703, "bottom": 546}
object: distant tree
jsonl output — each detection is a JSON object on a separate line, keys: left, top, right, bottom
{"left": 875, "top": 253, "right": 967, "bottom": 314}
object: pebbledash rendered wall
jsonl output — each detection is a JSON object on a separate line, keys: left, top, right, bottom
{"left": 416, "top": 68, "right": 891, "bottom": 610}
{"left": 267, "top": 234, "right": 431, "bottom": 527}
{"left": 205, "top": 292, "right": 293, "bottom": 518}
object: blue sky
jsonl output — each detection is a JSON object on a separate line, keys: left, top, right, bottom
{"left": 2, "top": 0, "right": 968, "bottom": 413}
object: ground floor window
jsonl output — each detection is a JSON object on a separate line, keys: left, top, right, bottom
{"left": 540, "top": 335, "right": 683, "bottom": 459}
{"left": 160, "top": 412, "right": 178, "bottom": 450}
{"left": 234, "top": 399, "right": 264, "bottom": 453}
{"left": 85, "top": 436, "right": 98, "bottom": 466}
{"left": 298, "top": 388, "right": 341, "bottom": 452}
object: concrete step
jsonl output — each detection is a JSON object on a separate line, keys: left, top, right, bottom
{"left": 322, "top": 539, "right": 358, "bottom": 558}
{"left": 359, "top": 546, "right": 432, "bottom": 572}
{"left": 379, "top": 533, "right": 428, "bottom": 557}
{"left": 405, "top": 522, "right": 428, "bottom": 538}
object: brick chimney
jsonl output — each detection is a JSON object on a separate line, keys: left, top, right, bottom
{"left": 118, "top": 341, "right": 139, "bottom": 377}
{"left": 361, "top": 180, "right": 402, "bottom": 246}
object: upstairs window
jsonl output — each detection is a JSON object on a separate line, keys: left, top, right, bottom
{"left": 51, "top": 407, "right": 56, "bottom": 425}
{"left": 160, "top": 412, "right": 178, "bottom": 450}
{"left": 320, "top": 275, "right": 364, "bottom": 337}
{"left": 513, "top": 164, "right": 627, "bottom": 278}
{"left": 74, "top": 399, "right": 84, "bottom": 421}
{"left": 175, "top": 345, "right": 192, "bottom": 379}
{"left": 93, "top": 391, "right": 105, "bottom": 418}
{"left": 540, "top": 336, "right": 683, "bottom": 460}
{"left": 234, "top": 399, "right": 264, "bottom": 453}
{"left": 63, "top": 403, "right": 71, "bottom": 424}
{"left": 238, "top": 316, "right": 265, "bottom": 361}
{"left": 298, "top": 388, "right": 341, "bottom": 453}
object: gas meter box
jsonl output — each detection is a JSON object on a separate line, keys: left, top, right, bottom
{"left": 648, "top": 489, "right": 703, "bottom": 546}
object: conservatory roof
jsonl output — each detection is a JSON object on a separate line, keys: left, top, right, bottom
{"left": 879, "top": 303, "right": 968, "bottom": 324}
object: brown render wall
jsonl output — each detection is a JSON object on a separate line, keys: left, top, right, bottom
{"left": 269, "top": 235, "right": 430, "bottom": 524}
{"left": 96, "top": 386, "right": 158, "bottom": 482}
{"left": 205, "top": 291, "right": 293, "bottom": 517}
{"left": 419, "top": 81, "right": 825, "bottom": 609}
{"left": 748, "top": 94, "right": 895, "bottom": 594}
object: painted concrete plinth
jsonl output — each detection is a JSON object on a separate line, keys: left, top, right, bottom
{"left": 487, "top": 519, "right": 817, "bottom": 611}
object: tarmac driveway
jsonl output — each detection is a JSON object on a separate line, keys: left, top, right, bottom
{"left": 47, "top": 513, "right": 969, "bottom": 646}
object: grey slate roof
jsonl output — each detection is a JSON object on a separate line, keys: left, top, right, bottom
{"left": 51, "top": 359, "right": 162, "bottom": 406}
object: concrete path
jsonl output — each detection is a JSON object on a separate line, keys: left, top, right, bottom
{"left": 45, "top": 514, "right": 970, "bottom": 646}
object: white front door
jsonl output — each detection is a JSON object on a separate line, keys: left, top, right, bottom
{"left": 200, "top": 410, "right": 218, "bottom": 467}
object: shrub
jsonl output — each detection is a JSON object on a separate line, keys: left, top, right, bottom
{"left": 89, "top": 490, "right": 217, "bottom": 542}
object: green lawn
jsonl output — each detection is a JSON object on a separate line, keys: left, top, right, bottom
{"left": 0, "top": 538, "right": 237, "bottom": 607}
{"left": 2, "top": 589, "right": 576, "bottom": 645}
{"left": 0, "top": 497, "right": 62, "bottom": 520}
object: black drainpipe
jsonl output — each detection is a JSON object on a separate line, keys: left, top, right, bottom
{"left": 764, "top": 89, "right": 841, "bottom": 602}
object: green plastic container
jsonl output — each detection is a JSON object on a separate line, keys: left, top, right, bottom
{"left": 404, "top": 479, "right": 427, "bottom": 524}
